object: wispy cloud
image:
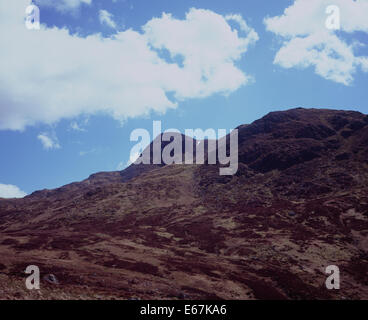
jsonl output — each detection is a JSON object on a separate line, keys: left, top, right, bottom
{"left": 37, "top": 132, "right": 61, "bottom": 150}
{"left": 79, "top": 148, "right": 97, "bottom": 156}
{"left": 99, "top": 9, "right": 117, "bottom": 29}
{"left": 70, "top": 121, "right": 87, "bottom": 132}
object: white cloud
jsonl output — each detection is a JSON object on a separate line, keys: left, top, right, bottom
{"left": 0, "top": 2, "right": 257, "bottom": 131}
{"left": 264, "top": 0, "right": 368, "bottom": 85}
{"left": 37, "top": 132, "right": 61, "bottom": 149}
{"left": 143, "top": 9, "right": 258, "bottom": 99}
{"left": 99, "top": 9, "right": 117, "bottom": 29}
{"left": 36, "top": 0, "right": 92, "bottom": 13}
{"left": 0, "top": 183, "right": 27, "bottom": 198}
{"left": 225, "top": 14, "right": 259, "bottom": 37}
{"left": 70, "top": 121, "right": 86, "bottom": 132}
{"left": 70, "top": 117, "right": 89, "bottom": 132}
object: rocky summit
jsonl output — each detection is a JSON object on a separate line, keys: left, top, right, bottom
{"left": 0, "top": 108, "right": 367, "bottom": 300}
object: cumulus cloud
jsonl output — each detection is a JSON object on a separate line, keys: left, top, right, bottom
{"left": 0, "top": 1, "right": 257, "bottom": 131}
{"left": 99, "top": 9, "right": 117, "bottom": 29}
{"left": 37, "top": 132, "right": 61, "bottom": 149}
{"left": 0, "top": 183, "right": 27, "bottom": 198}
{"left": 143, "top": 10, "right": 258, "bottom": 99}
{"left": 35, "top": 0, "right": 92, "bottom": 13}
{"left": 264, "top": 0, "right": 368, "bottom": 85}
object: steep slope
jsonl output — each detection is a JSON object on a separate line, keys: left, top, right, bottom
{"left": 0, "top": 108, "right": 367, "bottom": 300}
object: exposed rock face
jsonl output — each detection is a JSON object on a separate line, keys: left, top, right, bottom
{"left": 0, "top": 108, "right": 367, "bottom": 300}
{"left": 44, "top": 274, "right": 59, "bottom": 285}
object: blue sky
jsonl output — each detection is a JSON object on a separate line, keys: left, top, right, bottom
{"left": 0, "top": 0, "right": 367, "bottom": 197}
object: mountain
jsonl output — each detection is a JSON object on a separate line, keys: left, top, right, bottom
{"left": 0, "top": 108, "right": 367, "bottom": 300}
